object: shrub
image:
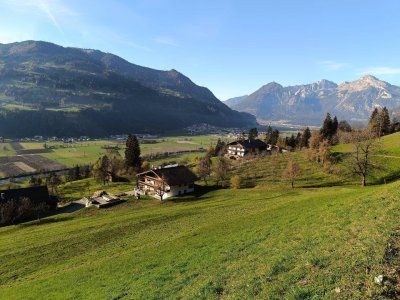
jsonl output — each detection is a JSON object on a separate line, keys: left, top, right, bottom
{"left": 230, "top": 175, "right": 241, "bottom": 189}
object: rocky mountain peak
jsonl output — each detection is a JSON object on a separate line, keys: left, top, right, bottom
{"left": 344, "top": 75, "right": 388, "bottom": 89}
{"left": 259, "top": 82, "right": 283, "bottom": 92}
{"left": 313, "top": 79, "right": 338, "bottom": 90}
{"left": 225, "top": 75, "right": 400, "bottom": 125}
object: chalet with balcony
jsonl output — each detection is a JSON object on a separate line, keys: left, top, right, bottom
{"left": 136, "top": 165, "right": 197, "bottom": 200}
{"left": 227, "top": 139, "right": 268, "bottom": 159}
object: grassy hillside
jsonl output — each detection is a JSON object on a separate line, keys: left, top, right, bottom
{"left": 332, "top": 132, "right": 400, "bottom": 184}
{"left": 1, "top": 182, "right": 400, "bottom": 299}
{"left": 1, "top": 132, "right": 399, "bottom": 299}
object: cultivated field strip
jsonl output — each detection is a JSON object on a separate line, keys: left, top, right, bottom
{"left": 0, "top": 155, "right": 66, "bottom": 177}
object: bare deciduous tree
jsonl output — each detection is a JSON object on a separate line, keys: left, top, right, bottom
{"left": 197, "top": 156, "right": 212, "bottom": 185}
{"left": 214, "top": 156, "right": 229, "bottom": 186}
{"left": 156, "top": 175, "right": 167, "bottom": 201}
{"left": 282, "top": 156, "right": 301, "bottom": 188}
{"left": 347, "top": 129, "right": 381, "bottom": 186}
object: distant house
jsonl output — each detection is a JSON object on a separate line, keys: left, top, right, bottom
{"left": 0, "top": 186, "right": 56, "bottom": 225}
{"left": 136, "top": 165, "right": 197, "bottom": 200}
{"left": 227, "top": 139, "right": 268, "bottom": 159}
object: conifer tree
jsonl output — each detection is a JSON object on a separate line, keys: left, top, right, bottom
{"left": 125, "top": 133, "right": 141, "bottom": 170}
{"left": 381, "top": 106, "right": 391, "bottom": 135}
{"left": 332, "top": 116, "right": 338, "bottom": 134}
{"left": 320, "top": 113, "right": 338, "bottom": 142}
{"left": 214, "top": 138, "right": 226, "bottom": 156}
{"left": 265, "top": 126, "right": 273, "bottom": 144}
{"left": 270, "top": 129, "right": 280, "bottom": 145}
{"left": 248, "top": 128, "right": 258, "bottom": 141}
{"left": 368, "top": 107, "right": 380, "bottom": 136}
{"left": 301, "top": 127, "right": 311, "bottom": 148}
{"left": 296, "top": 132, "right": 302, "bottom": 145}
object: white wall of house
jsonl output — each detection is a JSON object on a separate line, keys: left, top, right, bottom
{"left": 227, "top": 145, "right": 245, "bottom": 157}
{"left": 163, "top": 184, "right": 194, "bottom": 199}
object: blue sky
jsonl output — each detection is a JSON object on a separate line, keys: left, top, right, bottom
{"left": 1, "top": 0, "right": 400, "bottom": 100}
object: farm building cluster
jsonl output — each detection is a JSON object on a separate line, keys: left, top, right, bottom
{"left": 226, "top": 139, "right": 285, "bottom": 159}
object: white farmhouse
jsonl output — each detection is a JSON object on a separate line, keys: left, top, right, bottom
{"left": 136, "top": 165, "right": 197, "bottom": 200}
{"left": 226, "top": 139, "right": 268, "bottom": 159}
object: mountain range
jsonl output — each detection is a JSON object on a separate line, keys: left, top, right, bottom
{"left": 225, "top": 76, "right": 400, "bottom": 125}
{"left": 0, "top": 41, "right": 255, "bottom": 137}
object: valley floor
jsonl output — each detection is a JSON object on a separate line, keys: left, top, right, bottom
{"left": 1, "top": 182, "right": 400, "bottom": 299}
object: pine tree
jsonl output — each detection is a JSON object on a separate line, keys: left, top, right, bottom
{"left": 368, "top": 107, "right": 380, "bottom": 136}
{"left": 332, "top": 116, "right": 338, "bottom": 134}
{"left": 320, "top": 113, "right": 338, "bottom": 141}
{"left": 214, "top": 139, "right": 226, "bottom": 156}
{"left": 295, "top": 132, "right": 302, "bottom": 149}
{"left": 381, "top": 106, "right": 391, "bottom": 135}
{"left": 265, "top": 126, "right": 273, "bottom": 144}
{"left": 285, "top": 134, "right": 297, "bottom": 149}
{"left": 320, "top": 113, "right": 333, "bottom": 140}
{"left": 73, "top": 165, "right": 81, "bottom": 181}
{"left": 271, "top": 129, "right": 280, "bottom": 145}
{"left": 125, "top": 134, "right": 141, "bottom": 170}
{"left": 248, "top": 128, "right": 258, "bottom": 141}
{"left": 301, "top": 127, "right": 311, "bottom": 148}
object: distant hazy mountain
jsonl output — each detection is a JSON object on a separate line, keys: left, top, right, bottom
{"left": 0, "top": 41, "right": 255, "bottom": 137}
{"left": 224, "top": 95, "right": 248, "bottom": 107}
{"left": 226, "top": 75, "right": 400, "bottom": 125}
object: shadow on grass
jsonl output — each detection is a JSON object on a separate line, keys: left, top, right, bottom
{"left": 57, "top": 202, "right": 86, "bottom": 213}
{"left": 18, "top": 216, "right": 75, "bottom": 227}
{"left": 330, "top": 151, "right": 348, "bottom": 163}
{"left": 169, "top": 184, "right": 222, "bottom": 203}
{"left": 300, "top": 181, "right": 351, "bottom": 188}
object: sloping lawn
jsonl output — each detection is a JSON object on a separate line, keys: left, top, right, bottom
{"left": 1, "top": 182, "right": 399, "bottom": 299}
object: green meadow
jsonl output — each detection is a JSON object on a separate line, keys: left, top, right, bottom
{"left": 1, "top": 182, "right": 399, "bottom": 299}
{"left": 0, "top": 132, "right": 399, "bottom": 299}
{"left": 19, "top": 135, "right": 225, "bottom": 167}
{"left": 0, "top": 143, "right": 16, "bottom": 157}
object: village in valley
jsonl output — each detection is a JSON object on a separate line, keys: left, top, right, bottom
{"left": 1, "top": 102, "right": 400, "bottom": 298}
{"left": 0, "top": 107, "right": 397, "bottom": 220}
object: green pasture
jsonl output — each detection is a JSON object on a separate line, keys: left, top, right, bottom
{"left": 19, "top": 135, "right": 224, "bottom": 167}
{"left": 1, "top": 181, "right": 399, "bottom": 299}
{"left": 0, "top": 143, "right": 16, "bottom": 157}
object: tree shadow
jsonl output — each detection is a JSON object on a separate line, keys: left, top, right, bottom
{"left": 57, "top": 202, "right": 86, "bottom": 213}
{"left": 17, "top": 216, "right": 74, "bottom": 227}
{"left": 169, "top": 184, "right": 221, "bottom": 203}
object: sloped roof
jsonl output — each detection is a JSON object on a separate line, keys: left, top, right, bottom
{"left": 227, "top": 139, "right": 267, "bottom": 149}
{"left": 138, "top": 165, "right": 197, "bottom": 186}
{"left": 0, "top": 186, "right": 53, "bottom": 204}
